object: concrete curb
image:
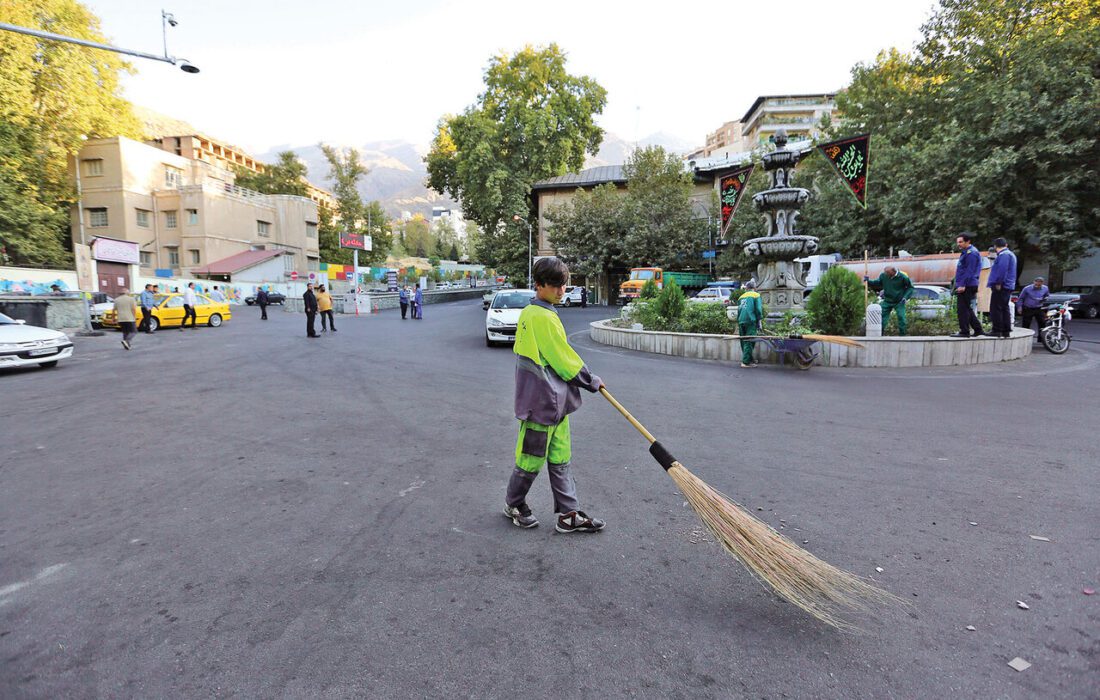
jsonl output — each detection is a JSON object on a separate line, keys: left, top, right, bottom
{"left": 589, "top": 320, "right": 1034, "bottom": 368}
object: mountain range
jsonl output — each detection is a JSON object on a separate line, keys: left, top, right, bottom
{"left": 258, "top": 131, "right": 694, "bottom": 219}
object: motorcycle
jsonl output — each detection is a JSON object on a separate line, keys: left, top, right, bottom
{"left": 1040, "top": 300, "right": 1073, "bottom": 354}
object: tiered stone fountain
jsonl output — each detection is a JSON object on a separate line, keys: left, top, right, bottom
{"left": 744, "top": 129, "right": 818, "bottom": 320}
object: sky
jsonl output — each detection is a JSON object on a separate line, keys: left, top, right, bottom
{"left": 83, "top": 0, "right": 937, "bottom": 155}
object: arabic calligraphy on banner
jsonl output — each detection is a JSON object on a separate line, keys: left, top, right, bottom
{"left": 718, "top": 163, "right": 755, "bottom": 235}
{"left": 817, "top": 134, "right": 870, "bottom": 208}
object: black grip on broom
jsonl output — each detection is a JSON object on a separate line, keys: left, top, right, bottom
{"left": 648, "top": 441, "right": 678, "bottom": 471}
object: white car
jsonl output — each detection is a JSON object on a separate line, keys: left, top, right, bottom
{"left": 909, "top": 285, "right": 951, "bottom": 319}
{"left": 0, "top": 312, "right": 74, "bottom": 370}
{"left": 558, "top": 286, "right": 587, "bottom": 307}
{"left": 689, "top": 287, "right": 735, "bottom": 306}
{"left": 485, "top": 289, "right": 536, "bottom": 346}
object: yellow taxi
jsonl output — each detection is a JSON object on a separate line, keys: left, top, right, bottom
{"left": 102, "top": 293, "right": 232, "bottom": 331}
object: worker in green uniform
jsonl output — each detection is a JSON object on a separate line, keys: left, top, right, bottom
{"left": 737, "top": 281, "right": 764, "bottom": 368}
{"left": 865, "top": 266, "right": 915, "bottom": 335}
{"left": 504, "top": 256, "right": 606, "bottom": 533}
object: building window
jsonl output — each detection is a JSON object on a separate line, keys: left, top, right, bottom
{"left": 168, "top": 248, "right": 180, "bottom": 266}
{"left": 189, "top": 249, "right": 200, "bottom": 265}
{"left": 87, "top": 208, "right": 108, "bottom": 227}
{"left": 257, "top": 220, "right": 271, "bottom": 237}
{"left": 165, "top": 166, "right": 183, "bottom": 188}
{"left": 187, "top": 209, "right": 199, "bottom": 225}
{"left": 136, "top": 209, "right": 151, "bottom": 228}
{"left": 83, "top": 159, "right": 104, "bottom": 177}
{"left": 308, "top": 258, "right": 319, "bottom": 272}
{"left": 306, "top": 222, "right": 318, "bottom": 238}
{"left": 165, "top": 210, "right": 178, "bottom": 228}
{"left": 284, "top": 254, "right": 294, "bottom": 272}
{"left": 140, "top": 252, "right": 152, "bottom": 267}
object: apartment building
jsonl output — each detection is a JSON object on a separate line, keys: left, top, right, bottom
{"left": 70, "top": 136, "right": 320, "bottom": 295}
{"left": 740, "top": 93, "right": 837, "bottom": 146}
{"left": 691, "top": 120, "right": 749, "bottom": 160}
{"left": 146, "top": 133, "right": 338, "bottom": 211}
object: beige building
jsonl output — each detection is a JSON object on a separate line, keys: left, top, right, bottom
{"left": 740, "top": 93, "right": 837, "bottom": 147}
{"left": 70, "top": 136, "right": 320, "bottom": 291}
{"left": 691, "top": 120, "right": 749, "bottom": 160}
{"left": 146, "top": 133, "right": 338, "bottom": 211}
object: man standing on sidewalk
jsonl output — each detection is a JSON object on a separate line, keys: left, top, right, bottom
{"left": 139, "top": 284, "right": 156, "bottom": 333}
{"left": 303, "top": 283, "right": 320, "bottom": 338}
{"left": 114, "top": 289, "right": 138, "bottom": 350}
{"left": 951, "top": 233, "right": 985, "bottom": 338}
{"left": 180, "top": 282, "right": 198, "bottom": 331}
{"left": 986, "top": 237, "right": 1017, "bottom": 338}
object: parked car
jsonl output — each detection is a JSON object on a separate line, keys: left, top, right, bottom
{"left": 558, "top": 286, "right": 587, "bottom": 306}
{"left": 689, "top": 287, "right": 735, "bottom": 306}
{"left": 0, "top": 312, "right": 74, "bottom": 370}
{"left": 1059, "top": 285, "right": 1099, "bottom": 319}
{"left": 485, "top": 289, "right": 536, "bottom": 346}
{"left": 244, "top": 291, "right": 286, "bottom": 305}
{"left": 88, "top": 294, "right": 114, "bottom": 326}
{"left": 101, "top": 293, "right": 232, "bottom": 331}
{"left": 482, "top": 289, "right": 498, "bottom": 310}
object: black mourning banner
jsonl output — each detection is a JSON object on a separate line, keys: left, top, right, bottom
{"left": 719, "top": 163, "right": 755, "bottom": 236}
{"left": 817, "top": 134, "right": 870, "bottom": 208}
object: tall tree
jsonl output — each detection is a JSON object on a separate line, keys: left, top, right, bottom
{"left": 621, "top": 146, "right": 709, "bottom": 268}
{"left": 403, "top": 215, "right": 432, "bottom": 259}
{"left": 802, "top": 0, "right": 1100, "bottom": 271}
{"left": 426, "top": 44, "right": 607, "bottom": 279}
{"left": 233, "top": 151, "right": 309, "bottom": 196}
{"left": 546, "top": 182, "right": 628, "bottom": 285}
{"left": 320, "top": 144, "right": 368, "bottom": 266}
{"left": 0, "top": 0, "right": 143, "bottom": 267}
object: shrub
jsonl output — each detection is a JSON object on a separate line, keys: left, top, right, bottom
{"left": 883, "top": 297, "right": 959, "bottom": 336}
{"left": 653, "top": 279, "right": 686, "bottom": 325}
{"left": 640, "top": 278, "right": 658, "bottom": 299}
{"left": 680, "top": 302, "right": 736, "bottom": 334}
{"left": 806, "top": 266, "right": 865, "bottom": 335}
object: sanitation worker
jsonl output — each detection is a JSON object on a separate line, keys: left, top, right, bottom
{"left": 504, "top": 256, "right": 606, "bottom": 533}
{"left": 737, "top": 281, "right": 763, "bottom": 368}
{"left": 865, "top": 266, "right": 915, "bottom": 335}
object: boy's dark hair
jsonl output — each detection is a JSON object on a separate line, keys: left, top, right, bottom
{"left": 532, "top": 256, "right": 569, "bottom": 288}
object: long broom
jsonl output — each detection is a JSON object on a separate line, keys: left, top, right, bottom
{"left": 599, "top": 387, "right": 898, "bottom": 630}
{"left": 740, "top": 331, "right": 867, "bottom": 349}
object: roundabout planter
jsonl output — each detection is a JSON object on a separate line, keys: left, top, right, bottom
{"left": 589, "top": 320, "right": 1034, "bottom": 368}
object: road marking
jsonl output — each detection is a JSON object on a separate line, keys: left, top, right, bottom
{"left": 0, "top": 563, "right": 68, "bottom": 602}
{"left": 399, "top": 479, "right": 426, "bottom": 497}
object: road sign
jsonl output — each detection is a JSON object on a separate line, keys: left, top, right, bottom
{"left": 290, "top": 271, "right": 298, "bottom": 280}
{"left": 702, "top": 250, "right": 717, "bottom": 259}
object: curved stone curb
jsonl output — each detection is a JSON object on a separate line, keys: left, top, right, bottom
{"left": 589, "top": 320, "right": 1034, "bottom": 368}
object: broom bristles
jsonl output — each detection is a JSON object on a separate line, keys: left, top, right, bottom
{"left": 667, "top": 462, "right": 900, "bottom": 630}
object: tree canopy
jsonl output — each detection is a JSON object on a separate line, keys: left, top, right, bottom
{"left": 0, "top": 0, "right": 143, "bottom": 267}
{"left": 233, "top": 151, "right": 309, "bottom": 197}
{"left": 799, "top": 0, "right": 1100, "bottom": 271}
{"left": 425, "top": 44, "right": 607, "bottom": 279}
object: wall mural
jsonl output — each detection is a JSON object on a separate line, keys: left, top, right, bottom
{"left": 0, "top": 277, "right": 71, "bottom": 295}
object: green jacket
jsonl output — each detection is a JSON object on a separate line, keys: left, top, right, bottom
{"left": 737, "top": 291, "right": 763, "bottom": 324}
{"left": 868, "top": 270, "right": 914, "bottom": 305}
{"left": 513, "top": 299, "right": 601, "bottom": 425}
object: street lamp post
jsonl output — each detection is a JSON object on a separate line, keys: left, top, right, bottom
{"left": 513, "top": 215, "right": 533, "bottom": 289}
{"left": 0, "top": 10, "right": 199, "bottom": 73}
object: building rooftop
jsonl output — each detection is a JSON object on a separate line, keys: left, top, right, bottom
{"left": 532, "top": 165, "right": 628, "bottom": 191}
{"left": 740, "top": 93, "right": 838, "bottom": 123}
{"left": 190, "top": 249, "right": 285, "bottom": 276}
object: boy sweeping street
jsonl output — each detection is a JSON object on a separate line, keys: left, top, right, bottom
{"left": 504, "top": 257, "right": 606, "bottom": 533}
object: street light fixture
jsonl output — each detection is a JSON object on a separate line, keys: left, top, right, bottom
{"left": 0, "top": 9, "right": 200, "bottom": 73}
{"left": 513, "top": 214, "right": 534, "bottom": 289}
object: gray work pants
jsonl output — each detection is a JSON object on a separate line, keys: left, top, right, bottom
{"left": 505, "top": 463, "right": 579, "bottom": 514}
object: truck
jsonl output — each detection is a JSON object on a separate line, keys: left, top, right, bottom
{"left": 618, "top": 268, "right": 710, "bottom": 304}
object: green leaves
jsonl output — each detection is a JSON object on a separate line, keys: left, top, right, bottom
{"left": 425, "top": 44, "right": 607, "bottom": 280}
{"left": 806, "top": 266, "right": 866, "bottom": 336}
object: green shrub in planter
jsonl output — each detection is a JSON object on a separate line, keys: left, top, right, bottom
{"left": 653, "top": 279, "right": 686, "bottom": 326}
{"left": 806, "top": 266, "right": 865, "bottom": 336}
{"left": 640, "top": 279, "right": 658, "bottom": 299}
{"left": 681, "top": 303, "right": 736, "bottom": 334}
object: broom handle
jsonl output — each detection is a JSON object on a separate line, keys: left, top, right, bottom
{"left": 599, "top": 387, "right": 657, "bottom": 444}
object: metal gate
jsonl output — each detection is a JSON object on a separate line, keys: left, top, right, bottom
{"left": 96, "top": 261, "right": 130, "bottom": 298}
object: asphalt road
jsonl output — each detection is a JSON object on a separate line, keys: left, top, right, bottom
{"left": 1, "top": 302, "right": 1097, "bottom": 698}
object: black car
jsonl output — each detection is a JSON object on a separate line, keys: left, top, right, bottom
{"left": 244, "top": 292, "right": 286, "bottom": 305}
{"left": 1060, "top": 285, "right": 1100, "bottom": 319}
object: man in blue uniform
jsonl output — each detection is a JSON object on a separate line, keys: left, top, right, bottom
{"left": 986, "top": 237, "right": 1017, "bottom": 338}
{"left": 951, "top": 232, "right": 985, "bottom": 337}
